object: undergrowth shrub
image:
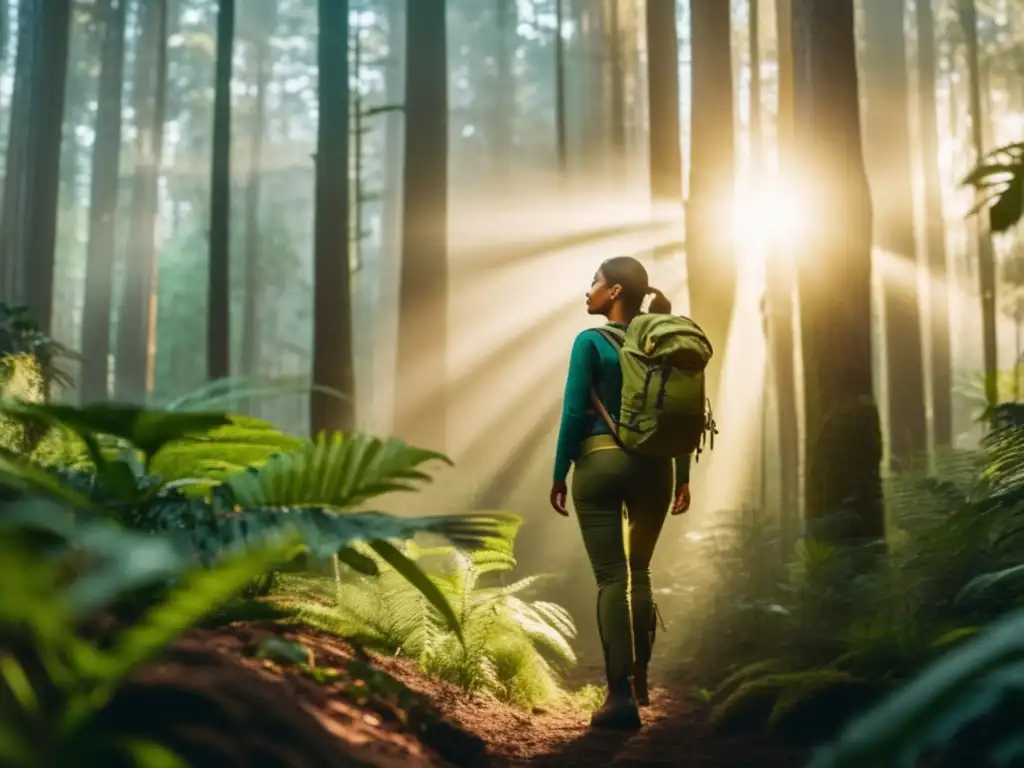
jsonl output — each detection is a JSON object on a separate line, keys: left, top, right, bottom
{"left": 274, "top": 539, "right": 587, "bottom": 711}
{"left": 661, "top": 401, "right": 1024, "bottom": 745}
{"left": 0, "top": 378, "right": 522, "bottom": 765}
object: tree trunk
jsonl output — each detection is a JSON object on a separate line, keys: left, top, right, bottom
{"left": 645, "top": 0, "right": 683, "bottom": 207}
{"left": 749, "top": 0, "right": 761, "bottom": 168}
{"left": 861, "top": 0, "right": 928, "bottom": 471}
{"left": 395, "top": 0, "right": 449, "bottom": 451}
{"left": 916, "top": 0, "right": 952, "bottom": 449}
{"left": 687, "top": 0, "right": 736, "bottom": 399}
{"left": 790, "top": 0, "right": 884, "bottom": 539}
{"left": 493, "top": 0, "right": 516, "bottom": 180}
{"left": 769, "top": 0, "right": 800, "bottom": 539}
{"left": 80, "top": 0, "right": 127, "bottom": 403}
{"left": 554, "top": 0, "right": 567, "bottom": 176}
{"left": 958, "top": 0, "right": 998, "bottom": 408}
{"left": 374, "top": 0, "right": 404, "bottom": 433}
{"left": 310, "top": 0, "right": 355, "bottom": 435}
{"left": 115, "top": 0, "right": 169, "bottom": 403}
{"left": 207, "top": 0, "right": 234, "bottom": 383}
{"left": 607, "top": 0, "right": 626, "bottom": 160}
{"left": 0, "top": 0, "right": 73, "bottom": 331}
{"left": 240, "top": 22, "right": 271, "bottom": 414}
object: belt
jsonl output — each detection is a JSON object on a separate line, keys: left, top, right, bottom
{"left": 579, "top": 433, "right": 622, "bottom": 458}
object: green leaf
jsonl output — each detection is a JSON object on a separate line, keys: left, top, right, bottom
{"left": 336, "top": 546, "right": 379, "bottom": 575}
{"left": 226, "top": 432, "right": 452, "bottom": 509}
{"left": 63, "top": 537, "right": 303, "bottom": 731}
{"left": 0, "top": 401, "right": 230, "bottom": 460}
{"left": 809, "top": 608, "right": 1024, "bottom": 767}
{"left": 367, "top": 539, "right": 464, "bottom": 644}
{"left": 118, "top": 739, "right": 189, "bottom": 768}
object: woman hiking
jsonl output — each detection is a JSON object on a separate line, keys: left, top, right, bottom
{"left": 550, "top": 255, "right": 697, "bottom": 731}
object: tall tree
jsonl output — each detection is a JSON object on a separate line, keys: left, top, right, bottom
{"left": 395, "top": 0, "right": 449, "bottom": 450}
{"left": 115, "top": 0, "right": 169, "bottom": 403}
{"left": 554, "top": 0, "right": 567, "bottom": 176}
{"left": 0, "top": 0, "right": 73, "bottom": 330}
{"left": 688, "top": 0, "right": 737, "bottom": 397}
{"left": 958, "top": 0, "right": 998, "bottom": 407}
{"left": 770, "top": 0, "right": 800, "bottom": 539}
{"left": 790, "top": 0, "right": 884, "bottom": 538}
{"left": 240, "top": 3, "right": 275, "bottom": 411}
{"left": 916, "top": 0, "right": 953, "bottom": 448}
{"left": 311, "top": 0, "right": 355, "bottom": 435}
{"left": 645, "top": 0, "right": 683, "bottom": 208}
{"left": 207, "top": 0, "right": 234, "bottom": 382}
{"left": 80, "top": 0, "right": 128, "bottom": 403}
{"left": 607, "top": 0, "right": 627, "bottom": 160}
{"left": 374, "top": 0, "right": 405, "bottom": 433}
{"left": 749, "top": 0, "right": 761, "bottom": 169}
{"left": 493, "top": 0, "right": 516, "bottom": 180}
{"left": 861, "top": 0, "right": 928, "bottom": 470}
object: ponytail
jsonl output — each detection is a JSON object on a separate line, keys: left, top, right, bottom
{"left": 647, "top": 288, "right": 672, "bottom": 314}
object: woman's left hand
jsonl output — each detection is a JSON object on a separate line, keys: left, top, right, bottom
{"left": 671, "top": 483, "right": 691, "bottom": 515}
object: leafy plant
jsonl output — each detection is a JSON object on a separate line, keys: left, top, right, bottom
{"left": 0, "top": 499, "right": 305, "bottom": 767}
{"left": 808, "top": 607, "right": 1024, "bottom": 768}
{"left": 0, "top": 305, "right": 76, "bottom": 391}
{"left": 277, "top": 540, "right": 579, "bottom": 710}
{"left": 963, "top": 140, "right": 1024, "bottom": 234}
{"left": 0, "top": 399, "right": 520, "bottom": 639}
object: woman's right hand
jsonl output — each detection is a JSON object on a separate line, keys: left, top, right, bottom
{"left": 550, "top": 481, "right": 569, "bottom": 516}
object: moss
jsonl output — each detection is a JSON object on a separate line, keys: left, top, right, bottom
{"left": 709, "top": 658, "right": 790, "bottom": 706}
{"left": 711, "top": 668, "right": 884, "bottom": 743}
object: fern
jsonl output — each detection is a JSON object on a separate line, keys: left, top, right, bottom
{"left": 809, "top": 607, "right": 1024, "bottom": 768}
{"left": 280, "top": 542, "right": 578, "bottom": 710}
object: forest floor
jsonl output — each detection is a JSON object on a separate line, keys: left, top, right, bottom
{"left": 111, "top": 620, "right": 809, "bottom": 768}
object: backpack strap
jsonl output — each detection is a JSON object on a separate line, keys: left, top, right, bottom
{"left": 588, "top": 326, "right": 628, "bottom": 449}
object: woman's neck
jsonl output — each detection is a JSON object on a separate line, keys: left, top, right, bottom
{"left": 606, "top": 306, "right": 637, "bottom": 325}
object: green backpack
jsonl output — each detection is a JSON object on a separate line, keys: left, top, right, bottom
{"left": 590, "top": 314, "right": 717, "bottom": 459}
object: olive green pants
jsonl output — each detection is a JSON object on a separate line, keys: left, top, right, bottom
{"left": 571, "top": 435, "right": 674, "bottom": 683}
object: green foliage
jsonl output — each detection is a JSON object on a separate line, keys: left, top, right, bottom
{"left": 0, "top": 500, "right": 303, "bottom": 767}
{"left": 0, "top": 304, "right": 75, "bottom": 390}
{"left": 809, "top": 607, "right": 1024, "bottom": 768}
{"left": 277, "top": 540, "right": 578, "bottom": 710}
{"left": 963, "top": 141, "right": 1024, "bottom": 234}
{"left": 0, "top": 398, "right": 519, "bottom": 638}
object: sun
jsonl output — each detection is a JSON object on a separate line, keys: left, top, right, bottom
{"left": 730, "top": 177, "right": 805, "bottom": 254}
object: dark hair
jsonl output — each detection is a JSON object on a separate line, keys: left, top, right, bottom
{"left": 600, "top": 256, "right": 671, "bottom": 315}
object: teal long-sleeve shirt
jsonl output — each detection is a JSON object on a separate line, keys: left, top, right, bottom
{"left": 553, "top": 323, "right": 691, "bottom": 485}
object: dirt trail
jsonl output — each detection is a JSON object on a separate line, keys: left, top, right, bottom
{"left": 110, "top": 622, "right": 806, "bottom": 767}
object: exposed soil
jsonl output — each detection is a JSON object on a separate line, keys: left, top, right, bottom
{"left": 106, "top": 621, "right": 808, "bottom": 767}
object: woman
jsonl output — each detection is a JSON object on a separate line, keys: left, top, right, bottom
{"left": 550, "top": 256, "right": 692, "bottom": 731}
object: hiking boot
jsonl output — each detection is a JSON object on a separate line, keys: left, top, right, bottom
{"left": 589, "top": 679, "right": 642, "bottom": 731}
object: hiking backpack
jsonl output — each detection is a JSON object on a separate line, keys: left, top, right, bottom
{"left": 589, "top": 314, "right": 717, "bottom": 460}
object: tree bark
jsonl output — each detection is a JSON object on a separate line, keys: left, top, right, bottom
{"left": 310, "top": 0, "right": 355, "bottom": 435}
{"left": 769, "top": 0, "right": 800, "bottom": 539}
{"left": 493, "top": 0, "right": 516, "bottom": 180}
{"left": 207, "top": 0, "right": 234, "bottom": 383}
{"left": 115, "top": 0, "right": 168, "bottom": 403}
{"left": 958, "top": 0, "right": 998, "bottom": 408}
{"left": 916, "top": 0, "right": 953, "bottom": 448}
{"left": 240, "top": 20, "right": 271, "bottom": 414}
{"left": 790, "top": 0, "right": 884, "bottom": 539}
{"left": 80, "top": 0, "right": 127, "bottom": 403}
{"left": 645, "top": 0, "right": 683, "bottom": 206}
{"left": 688, "top": 0, "right": 736, "bottom": 399}
{"left": 554, "top": 0, "right": 567, "bottom": 176}
{"left": 861, "top": 0, "right": 928, "bottom": 470}
{"left": 0, "top": 0, "right": 73, "bottom": 331}
{"left": 395, "top": 0, "right": 449, "bottom": 450}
